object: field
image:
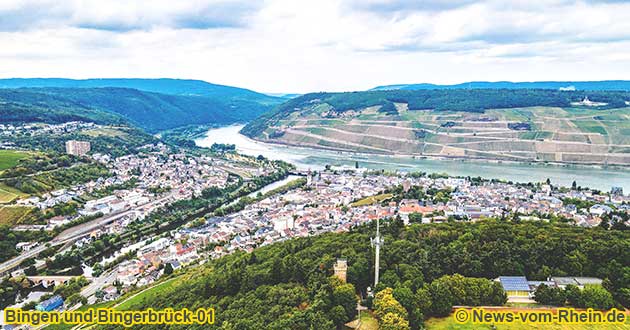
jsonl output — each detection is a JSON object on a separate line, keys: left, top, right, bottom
{"left": 114, "top": 277, "right": 178, "bottom": 310}
{"left": 0, "top": 183, "right": 28, "bottom": 203}
{"left": 425, "top": 309, "right": 630, "bottom": 330}
{"left": 260, "top": 105, "right": 630, "bottom": 166}
{"left": 350, "top": 193, "right": 393, "bottom": 207}
{"left": 0, "top": 205, "right": 35, "bottom": 226}
{"left": 0, "top": 150, "right": 30, "bottom": 171}
{"left": 80, "top": 127, "right": 128, "bottom": 137}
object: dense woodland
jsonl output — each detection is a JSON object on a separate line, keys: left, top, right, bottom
{"left": 242, "top": 89, "right": 630, "bottom": 137}
{"left": 0, "top": 87, "right": 280, "bottom": 132}
{"left": 97, "top": 219, "right": 629, "bottom": 330}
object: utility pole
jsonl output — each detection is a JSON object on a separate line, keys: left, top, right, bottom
{"left": 371, "top": 218, "right": 383, "bottom": 287}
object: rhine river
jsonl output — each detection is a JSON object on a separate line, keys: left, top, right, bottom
{"left": 196, "top": 125, "right": 630, "bottom": 192}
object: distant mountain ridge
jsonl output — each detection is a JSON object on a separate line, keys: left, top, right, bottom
{"left": 371, "top": 80, "right": 630, "bottom": 91}
{"left": 0, "top": 87, "right": 279, "bottom": 132}
{"left": 0, "top": 78, "right": 280, "bottom": 104}
{"left": 0, "top": 78, "right": 285, "bottom": 132}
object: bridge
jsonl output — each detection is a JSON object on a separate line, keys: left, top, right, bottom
{"left": 26, "top": 276, "right": 74, "bottom": 287}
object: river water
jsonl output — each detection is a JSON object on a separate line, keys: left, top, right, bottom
{"left": 196, "top": 125, "right": 630, "bottom": 192}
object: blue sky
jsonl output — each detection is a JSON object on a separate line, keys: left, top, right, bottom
{"left": 1, "top": 0, "right": 630, "bottom": 93}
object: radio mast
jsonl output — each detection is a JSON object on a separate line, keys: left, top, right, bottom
{"left": 370, "top": 218, "right": 383, "bottom": 287}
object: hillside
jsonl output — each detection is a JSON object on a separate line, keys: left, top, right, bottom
{"left": 372, "top": 80, "right": 630, "bottom": 91}
{"left": 94, "top": 220, "right": 629, "bottom": 329}
{"left": 241, "top": 89, "right": 630, "bottom": 166}
{"left": 0, "top": 87, "right": 280, "bottom": 132}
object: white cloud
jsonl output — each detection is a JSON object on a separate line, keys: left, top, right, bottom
{"left": 1, "top": 0, "right": 630, "bottom": 93}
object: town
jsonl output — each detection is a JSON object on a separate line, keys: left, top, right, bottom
{"left": 11, "top": 164, "right": 629, "bottom": 311}
{"left": 1, "top": 133, "right": 628, "bottom": 324}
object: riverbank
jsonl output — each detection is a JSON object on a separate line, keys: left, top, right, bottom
{"left": 249, "top": 135, "right": 630, "bottom": 171}
{"left": 196, "top": 125, "right": 630, "bottom": 191}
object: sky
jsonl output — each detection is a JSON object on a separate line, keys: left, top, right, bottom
{"left": 1, "top": 0, "right": 630, "bottom": 93}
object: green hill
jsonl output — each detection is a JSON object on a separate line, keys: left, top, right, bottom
{"left": 0, "top": 87, "right": 281, "bottom": 132}
{"left": 94, "top": 220, "right": 629, "bottom": 330}
{"left": 242, "top": 89, "right": 630, "bottom": 166}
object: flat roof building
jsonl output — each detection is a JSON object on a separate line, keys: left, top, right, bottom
{"left": 498, "top": 276, "right": 530, "bottom": 297}
{"left": 36, "top": 295, "right": 63, "bottom": 312}
{"left": 65, "top": 140, "right": 91, "bottom": 156}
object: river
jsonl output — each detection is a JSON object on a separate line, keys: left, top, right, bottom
{"left": 196, "top": 125, "right": 630, "bottom": 192}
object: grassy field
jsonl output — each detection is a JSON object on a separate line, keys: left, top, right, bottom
{"left": 425, "top": 309, "right": 630, "bottom": 330}
{"left": 357, "top": 311, "right": 379, "bottom": 330}
{"left": 351, "top": 193, "right": 393, "bottom": 207}
{"left": 114, "top": 277, "right": 178, "bottom": 311}
{"left": 0, "top": 150, "right": 30, "bottom": 171}
{"left": 0, "top": 183, "right": 28, "bottom": 203}
{"left": 80, "top": 127, "right": 127, "bottom": 137}
{"left": 0, "top": 205, "right": 35, "bottom": 226}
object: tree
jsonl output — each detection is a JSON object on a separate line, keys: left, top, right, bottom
{"left": 332, "top": 281, "right": 357, "bottom": 321}
{"left": 24, "top": 265, "right": 37, "bottom": 276}
{"left": 381, "top": 312, "right": 410, "bottom": 330}
{"left": 565, "top": 284, "right": 582, "bottom": 306}
{"left": 164, "top": 263, "right": 174, "bottom": 275}
{"left": 534, "top": 284, "right": 566, "bottom": 306}
{"left": 374, "top": 288, "right": 409, "bottom": 328}
{"left": 428, "top": 281, "right": 453, "bottom": 316}
{"left": 414, "top": 287, "right": 432, "bottom": 320}
{"left": 394, "top": 287, "right": 421, "bottom": 328}
{"left": 92, "top": 262, "right": 103, "bottom": 277}
{"left": 329, "top": 305, "right": 347, "bottom": 327}
{"left": 578, "top": 285, "right": 615, "bottom": 310}
{"left": 66, "top": 293, "right": 87, "bottom": 307}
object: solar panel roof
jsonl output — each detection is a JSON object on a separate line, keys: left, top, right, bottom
{"left": 499, "top": 276, "right": 530, "bottom": 291}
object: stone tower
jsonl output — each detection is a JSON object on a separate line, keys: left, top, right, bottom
{"left": 333, "top": 259, "right": 348, "bottom": 283}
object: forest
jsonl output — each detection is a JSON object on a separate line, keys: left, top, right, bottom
{"left": 97, "top": 219, "right": 629, "bottom": 330}
{"left": 0, "top": 87, "right": 279, "bottom": 132}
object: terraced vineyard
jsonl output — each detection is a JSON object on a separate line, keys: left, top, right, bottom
{"left": 247, "top": 101, "right": 630, "bottom": 166}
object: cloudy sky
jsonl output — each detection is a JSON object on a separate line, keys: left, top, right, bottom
{"left": 1, "top": 0, "right": 630, "bottom": 93}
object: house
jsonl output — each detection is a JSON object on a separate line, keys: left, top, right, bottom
{"left": 15, "top": 242, "right": 38, "bottom": 252}
{"left": 36, "top": 295, "right": 64, "bottom": 312}
{"left": 497, "top": 276, "right": 531, "bottom": 297}
{"left": 552, "top": 276, "right": 603, "bottom": 289}
{"left": 589, "top": 204, "right": 612, "bottom": 216}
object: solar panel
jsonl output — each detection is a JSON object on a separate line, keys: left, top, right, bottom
{"left": 499, "top": 276, "right": 530, "bottom": 291}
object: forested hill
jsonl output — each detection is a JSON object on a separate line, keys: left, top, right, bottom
{"left": 372, "top": 80, "right": 630, "bottom": 91}
{"left": 0, "top": 78, "right": 281, "bottom": 104}
{"left": 0, "top": 87, "right": 279, "bottom": 132}
{"left": 100, "top": 220, "right": 629, "bottom": 330}
{"left": 241, "top": 88, "right": 630, "bottom": 137}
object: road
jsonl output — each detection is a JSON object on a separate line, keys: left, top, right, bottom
{"left": 81, "top": 270, "right": 117, "bottom": 298}
{"left": 0, "top": 192, "right": 177, "bottom": 276}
